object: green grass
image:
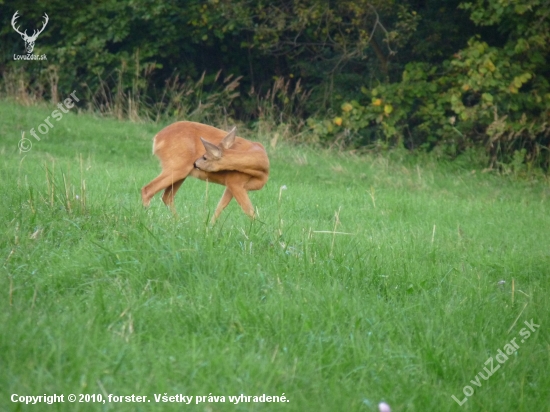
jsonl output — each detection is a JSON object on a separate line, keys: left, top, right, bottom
{"left": 1, "top": 100, "right": 549, "bottom": 411}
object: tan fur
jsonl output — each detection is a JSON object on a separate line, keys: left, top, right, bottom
{"left": 141, "top": 121, "right": 269, "bottom": 222}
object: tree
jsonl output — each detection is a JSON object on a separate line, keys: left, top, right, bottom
{"left": 317, "top": 0, "right": 550, "bottom": 169}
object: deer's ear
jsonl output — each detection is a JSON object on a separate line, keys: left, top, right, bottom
{"left": 220, "top": 126, "right": 237, "bottom": 149}
{"left": 200, "top": 137, "right": 222, "bottom": 159}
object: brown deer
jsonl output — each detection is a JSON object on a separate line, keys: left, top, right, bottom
{"left": 141, "top": 122, "right": 269, "bottom": 222}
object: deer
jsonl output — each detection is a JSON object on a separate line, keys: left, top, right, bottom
{"left": 141, "top": 122, "right": 270, "bottom": 222}
{"left": 11, "top": 11, "right": 49, "bottom": 54}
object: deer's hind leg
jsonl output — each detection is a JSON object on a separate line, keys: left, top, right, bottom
{"left": 162, "top": 179, "right": 185, "bottom": 212}
{"left": 142, "top": 165, "right": 193, "bottom": 207}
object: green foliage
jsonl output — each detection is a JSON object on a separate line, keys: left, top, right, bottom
{"left": 311, "top": 1, "right": 550, "bottom": 169}
{"left": 1, "top": 0, "right": 248, "bottom": 106}
{"left": 0, "top": 0, "right": 419, "bottom": 111}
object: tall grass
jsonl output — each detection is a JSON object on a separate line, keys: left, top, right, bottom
{"left": 1, "top": 100, "right": 549, "bottom": 411}
{"left": 249, "top": 76, "right": 312, "bottom": 144}
{"left": 1, "top": 65, "right": 310, "bottom": 143}
{"left": 1, "top": 64, "right": 242, "bottom": 126}
{"left": 85, "top": 67, "right": 242, "bottom": 124}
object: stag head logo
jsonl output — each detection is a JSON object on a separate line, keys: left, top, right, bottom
{"left": 11, "top": 11, "right": 49, "bottom": 54}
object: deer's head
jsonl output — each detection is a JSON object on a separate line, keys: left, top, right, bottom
{"left": 12, "top": 11, "right": 49, "bottom": 54}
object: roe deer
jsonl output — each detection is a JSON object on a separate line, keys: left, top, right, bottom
{"left": 141, "top": 121, "right": 269, "bottom": 222}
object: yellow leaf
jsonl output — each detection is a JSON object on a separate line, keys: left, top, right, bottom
{"left": 341, "top": 103, "right": 353, "bottom": 112}
{"left": 462, "top": 84, "right": 470, "bottom": 91}
{"left": 384, "top": 104, "right": 393, "bottom": 115}
{"left": 333, "top": 117, "right": 343, "bottom": 126}
{"left": 372, "top": 98, "right": 382, "bottom": 106}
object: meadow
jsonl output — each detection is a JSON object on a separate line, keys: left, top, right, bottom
{"left": 1, "top": 100, "right": 549, "bottom": 411}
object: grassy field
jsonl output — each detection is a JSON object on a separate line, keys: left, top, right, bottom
{"left": 1, "top": 100, "right": 549, "bottom": 411}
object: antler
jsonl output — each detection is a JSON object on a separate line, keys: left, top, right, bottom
{"left": 32, "top": 13, "right": 49, "bottom": 39}
{"left": 11, "top": 11, "right": 49, "bottom": 40}
{"left": 11, "top": 11, "right": 27, "bottom": 37}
